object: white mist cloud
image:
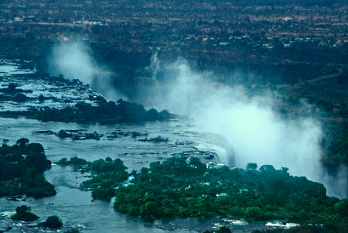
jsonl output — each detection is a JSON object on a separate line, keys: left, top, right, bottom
{"left": 323, "top": 165, "right": 348, "bottom": 198}
{"left": 138, "top": 56, "right": 346, "bottom": 198}
{"left": 47, "top": 46, "right": 346, "bottom": 198}
{"left": 48, "top": 41, "right": 122, "bottom": 101}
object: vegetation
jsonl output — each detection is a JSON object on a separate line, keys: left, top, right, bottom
{"left": 39, "top": 215, "right": 63, "bottom": 229}
{"left": 57, "top": 156, "right": 89, "bottom": 170}
{"left": 0, "top": 138, "right": 56, "bottom": 198}
{"left": 11, "top": 205, "right": 39, "bottom": 222}
{"left": 58, "top": 156, "right": 129, "bottom": 202}
{"left": 110, "top": 155, "right": 347, "bottom": 231}
{"left": 60, "top": 155, "right": 347, "bottom": 230}
{"left": 0, "top": 99, "right": 176, "bottom": 124}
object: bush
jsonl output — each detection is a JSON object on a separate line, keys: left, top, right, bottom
{"left": 11, "top": 205, "right": 39, "bottom": 221}
{"left": 39, "top": 215, "right": 63, "bottom": 228}
{"left": 335, "top": 199, "right": 348, "bottom": 217}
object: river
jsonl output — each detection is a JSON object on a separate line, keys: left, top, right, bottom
{"left": 0, "top": 116, "right": 234, "bottom": 232}
{"left": 0, "top": 59, "right": 300, "bottom": 232}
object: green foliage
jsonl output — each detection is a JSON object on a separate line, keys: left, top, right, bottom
{"left": 25, "top": 99, "right": 177, "bottom": 124}
{"left": 25, "top": 152, "right": 51, "bottom": 173}
{"left": 335, "top": 199, "right": 348, "bottom": 217}
{"left": 0, "top": 139, "right": 56, "bottom": 198}
{"left": 58, "top": 156, "right": 88, "bottom": 172}
{"left": 149, "top": 155, "right": 207, "bottom": 176}
{"left": 61, "top": 157, "right": 130, "bottom": 202}
{"left": 16, "top": 138, "right": 29, "bottom": 147}
{"left": 11, "top": 205, "right": 39, "bottom": 221}
{"left": 112, "top": 156, "right": 346, "bottom": 229}
{"left": 39, "top": 215, "right": 63, "bottom": 229}
{"left": 246, "top": 163, "right": 258, "bottom": 170}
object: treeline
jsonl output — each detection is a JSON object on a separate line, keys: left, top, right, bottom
{"left": 0, "top": 138, "right": 56, "bottom": 198}
{"left": 0, "top": 99, "right": 177, "bottom": 124}
{"left": 34, "top": 99, "right": 174, "bottom": 123}
{"left": 60, "top": 155, "right": 347, "bottom": 231}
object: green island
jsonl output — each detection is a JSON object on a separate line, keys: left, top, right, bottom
{"left": 39, "top": 215, "right": 63, "bottom": 229}
{"left": 59, "top": 155, "right": 348, "bottom": 232}
{"left": 11, "top": 205, "right": 39, "bottom": 222}
{"left": 0, "top": 138, "right": 56, "bottom": 198}
{"left": 0, "top": 98, "right": 177, "bottom": 124}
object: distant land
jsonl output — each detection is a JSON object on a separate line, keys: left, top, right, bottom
{"left": 0, "top": 0, "right": 347, "bottom": 87}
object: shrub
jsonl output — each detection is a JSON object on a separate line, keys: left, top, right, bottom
{"left": 39, "top": 215, "right": 63, "bottom": 228}
{"left": 11, "top": 205, "right": 39, "bottom": 221}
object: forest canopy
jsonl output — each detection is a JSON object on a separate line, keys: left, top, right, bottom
{"left": 60, "top": 155, "right": 348, "bottom": 231}
{"left": 0, "top": 139, "right": 56, "bottom": 198}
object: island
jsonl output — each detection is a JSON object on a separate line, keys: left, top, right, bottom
{"left": 0, "top": 138, "right": 56, "bottom": 198}
{"left": 59, "top": 155, "right": 348, "bottom": 232}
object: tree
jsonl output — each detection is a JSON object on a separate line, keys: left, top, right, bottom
{"left": 140, "top": 167, "right": 149, "bottom": 174}
{"left": 16, "top": 138, "right": 29, "bottom": 148}
{"left": 259, "top": 165, "right": 276, "bottom": 172}
{"left": 39, "top": 216, "right": 63, "bottom": 228}
{"left": 11, "top": 205, "right": 39, "bottom": 221}
{"left": 246, "top": 163, "right": 258, "bottom": 170}
{"left": 105, "top": 157, "right": 113, "bottom": 162}
{"left": 146, "top": 108, "right": 159, "bottom": 120}
{"left": 25, "top": 152, "right": 51, "bottom": 173}
{"left": 189, "top": 157, "right": 207, "bottom": 174}
{"left": 335, "top": 199, "right": 348, "bottom": 217}
{"left": 25, "top": 142, "right": 45, "bottom": 154}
